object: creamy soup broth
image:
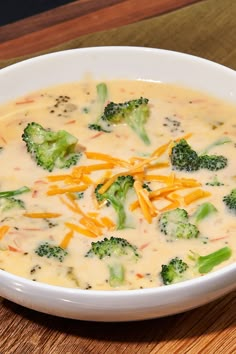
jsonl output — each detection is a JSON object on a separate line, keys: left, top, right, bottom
{"left": 0, "top": 79, "right": 235, "bottom": 290}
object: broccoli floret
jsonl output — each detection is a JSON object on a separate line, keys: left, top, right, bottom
{"left": 170, "top": 139, "right": 228, "bottom": 172}
{"left": 88, "top": 123, "right": 111, "bottom": 133}
{"left": 206, "top": 175, "right": 224, "bottom": 186}
{"left": 22, "top": 122, "right": 81, "bottom": 172}
{"left": 75, "top": 192, "right": 84, "bottom": 199}
{"left": 0, "top": 197, "right": 25, "bottom": 212}
{"left": 161, "top": 257, "right": 189, "bottom": 285}
{"left": 170, "top": 139, "right": 200, "bottom": 171}
{"left": 95, "top": 175, "right": 134, "bottom": 229}
{"left": 86, "top": 236, "right": 140, "bottom": 259}
{"left": 35, "top": 242, "right": 68, "bottom": 262}
{"left": 101, "top": 97, "right": 150, "bottom": 145}
{"left": 160, "top": 246, "right": 232, "bottom": 285}
{"left": 86, "top": 236, "right": 140, "bottom": 287}
{"left": 142, "top": 182, "right": 152, "bottom": 192}
{"left": 199, "top": 155, "right": 228, "bottom": 171}
{"left": 87, "top": 83, "right": 111, "bottom": 132}
{"left": 159, "top": 208, "right": 199, "bottom": 239}
{"left": 189, "top": 246, "right": 232, "bottom": 274}
{"left": 223, "top": 188, "right": 236, "bottom": 212}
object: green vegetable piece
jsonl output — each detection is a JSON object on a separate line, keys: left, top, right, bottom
{"left": 35, "top": 242, "right": 68, "bottom": 262}
{"left": 87, "top": 83, "right": 111, "bottom": 132}
{"left": 201, "top": 136, "right": 232, "bottom": 155}
{"left": 160, "top": 257, "right": 189, "bottom": 285}
{"left": 199, "top": 155, "right": 228, "bottom": 171}
{"left": 223, "top": 188, "right": 236, "bottom": 212}
{"left": 86, "top": 236, "right": 140, "bottom": 287}
{"left": 88, "top": 123, "right": 111, "bottom": 133}
{"left": 159, "top": 208, "right": 199, "bottom": 239}
{"left": 189, "top": 246, "right": 232, "bottom": 274}
{"left": 101, "top": 97, "right": 151, "bottom": 145}
{"left": 95, "top": 82, "right": 109, "bottom": 122}
{"left": 170, "top": 139, "right": 200, "bottom": 171}
{"left": 170, "top": 138, "right": 228, "bottom": 172}
{"left": 95, "top": 175, "right": 134, "bottom": 230}
{"left": 142, "top": 182, "right": 152, "bottom": 192}
{"left": 193, "top": 202, "right": 218, "bottom": 224}
{"left": 75, "top": 192, "right": 84, "bottom": 199}
{"left": 86, "top": 236, "right": 140, "bottom": 260}
{"left": 0, "top": 186, "right": 30, "bottom": 199}
{"left": 0, "top": 197, "right": 25, "bottom": 212}
{"left": 206, "top": 175, "right": 224, "bottom": 186}
{"left": 108, "top": 263, "right": 125, "bottom": 287}
{"left": 22, "top": 122, "right": 81, "bottom": 172}
{"left": 96, "top": 82, "right": 108, "bottom": 106}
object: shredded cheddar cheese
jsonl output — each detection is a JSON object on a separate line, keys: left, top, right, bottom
{"left": 44, "top": 137, "right": 211, "bottom": 237}
{"left": 23, "top": 212, "right": 62, "bottom": 218}
{"left": 0, "top": 225, "right": 10, "bottom": 240}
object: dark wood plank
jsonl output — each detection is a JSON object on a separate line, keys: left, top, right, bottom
{"left": 0, "top": 0, "right": 202, "bottom": 59}
{"left": 0, "top": 0, "right": 124, "bottom": 42}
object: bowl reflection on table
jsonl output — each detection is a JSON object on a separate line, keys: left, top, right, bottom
{"left": 0, "top": 46, "right": 235, "bottom": 322}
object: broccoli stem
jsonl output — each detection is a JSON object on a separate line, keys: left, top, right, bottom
{"left": 125, "top": 109, "right": 151, "bottom": 145}
{"left": 108, "top": 263, "right": 125, "bottom": 287}
{"left": 110, "top": 197, "right": 126, "bottom": 230}
{"left": 193, "top": 202, "right": 218, "bottom": 224}
{"left": 200, "top": 137, "right": 232, "bottom": 155}
{"left": 96, "top": 83, "right": 108, "bottom": 105}
{"left": 0, "top": 186, "right": 30, "bottom": 199}
{"left": 190, "top": 246, "right": 232, "bottom": 274}
{"left": 96, "top": 82, "right": 108, "bottom": 122}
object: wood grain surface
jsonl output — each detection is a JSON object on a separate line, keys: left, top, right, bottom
{"left": 0, "top": 0, "right": 201, "bottom": 60}
{"left": 0, "top": 0, "right": 236, "bottom": 353}
{"left": 0, "top": 291, "right": 235, "bottom": 353}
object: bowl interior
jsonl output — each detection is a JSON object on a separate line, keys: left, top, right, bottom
{"left": 0, "top": 46, "right": 235, "bottom": 321}
{"left": 1, "top": 46, "right": 236, "bottom": 104}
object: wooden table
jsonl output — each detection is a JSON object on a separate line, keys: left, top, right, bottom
{"left": 0, "top": 0, "right": 235, "bottom": 353}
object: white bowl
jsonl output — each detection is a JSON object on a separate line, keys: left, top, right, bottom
{"left": 0, "top": 46, "right": 236, "bottom": 322}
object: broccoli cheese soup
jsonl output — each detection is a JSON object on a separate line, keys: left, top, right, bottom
{"left": 0, "top": 79, "right": 235, "bottom": 290}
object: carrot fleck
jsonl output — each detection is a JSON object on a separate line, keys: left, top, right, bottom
{"left": 136, "top": 273, "right": 144, "bottom": 278}
{"left": 16, "top": 99, "right": 34, "bottom": 105}
{"left": 8, "top": 245, "right": 21, "bottom": 252}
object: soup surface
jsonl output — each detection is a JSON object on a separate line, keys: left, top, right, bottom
{"left": 0, "top": 79, "right": 235, "bottom": 290}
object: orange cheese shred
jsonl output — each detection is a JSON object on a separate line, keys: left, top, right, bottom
{"left": 65, "top": 222, "right": 98, "bottom": 238}
{"left": 159, "top": 200, "right": 180, "bottom": 212}
{"left": 184, "top": 189, "right": 212, "bottom": 205}
{"left": 85, "top": 151, "right": 130, "bottom": 168}
{"left": 23, "top": 212, "right": 61, "bottom": 218}
{"left": 149, "top": 185, "right": 184, "bottom": 201}
{"left": 133, "top": 180, "right": 157, "bottom": 223}
{"left": 0, "top": 225, "right": 10, "bottom": 240}
{"left": 100, "top": 216, "right": 115, "bottom": 229}
{"left": 43, "top": 134, "right": 209, "bottom": 233}
{"left": 60, "top": 230, "right": 74, "bottom": 249}
{"left": 151, "top": 141, "right": 171, "bottom": 157}
{"left": 46, "top": 175, "right": 70, "bottom": 182}
{"left": 79, "top": 217, "right": 103, "bottom": 236}
{"left": 47, "top": 184, "right": 88, "bottom": 196}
